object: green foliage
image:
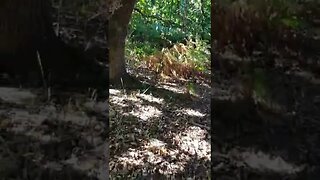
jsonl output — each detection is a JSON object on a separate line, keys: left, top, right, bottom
{"left": 129, "top": 0, "right": 210, "bottom": 47}
{"left": 242, "top": 0, "right": 314, "bottom": 30}
{"left": 125, "top": 36, "right": 210, "bottom": 78}
{"left": 126, "top": 0, "right": 210, "bottom": 77}
{"left": 184, "top": 37, "right": 210, "bottom": 73}
{"left": 215, "top": 0, "right": 318, "bottom": 56}
{"left": 187, "top": 81, "right": 197, "bottom": 95}
{"left": 125, "top": 39, "right": 159, "bottom": 60}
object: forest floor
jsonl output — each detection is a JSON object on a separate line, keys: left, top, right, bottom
{"left": 212, "top": 42, "right": 320, "bottom": 179}
{"left": 0, "top": 88, "right": 107, "bottom": 179}
{"left": 2, "top": 1, "right": 320, "bottom": 179}
{"left": 0, "top": 2, "right": 108, "bottom": 180}
{"left": 109, "top": 65, "right": 211, "bottom": 178}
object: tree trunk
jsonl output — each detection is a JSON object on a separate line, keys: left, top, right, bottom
{"left": 0, "top": 0, "right": 53, "bottom": 53}
{"left": 0, "top": 0, "right": 107, "bottom": 88}
{"left": 0, "top": 0, "right": 55, "bottom": 85}
{"left": 108, "top": 0, "right": 137, "bottom": 84}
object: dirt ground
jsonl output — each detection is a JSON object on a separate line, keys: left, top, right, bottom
{"left": 212, "top": 42, "right": 320, "bottom": 179}
{"left": 0, "top": 1, "right": 108, "bottom": 179}
{"left": 0, "top": 88, "right": 107, "bottom": 179}
{"left": 2, "top": 1, "right": 319, "bottom": 179}
{"left": 109, "top": 65, "right": 211, "bottom": 178}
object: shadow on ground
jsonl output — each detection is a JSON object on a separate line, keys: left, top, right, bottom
{"left": 109, "top": 75, "right": 211, "bottom": 178}
{"left": 212, "top": 54, "right": 320, "bottom": 179}
{"left": 0, "top": 87, "right": 107, "bottom": 180}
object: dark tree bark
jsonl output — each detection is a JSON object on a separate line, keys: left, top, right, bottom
{"left": 0, "top": 0, "right": 53, "bottom": 52}
{"left": 0, "top": 0, "right": 54, "bottom": 85}
{"left": 0, "top": 0, "right": 107, "bottom": 88}
{"left": 108, "top": 0, "right": 137, "bottom": 85}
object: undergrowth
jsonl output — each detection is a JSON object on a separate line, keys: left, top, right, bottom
{"left": 215, "top": 0, "right": 319, "bottom": 56}
{"left": 125, "top": 37, "right": 210, "bottom": 80}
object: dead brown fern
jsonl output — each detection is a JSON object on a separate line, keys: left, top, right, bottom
{"left": 143, "top": 43, "right": 198, "bottom": 80}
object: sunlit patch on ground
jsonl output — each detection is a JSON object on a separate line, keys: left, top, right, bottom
{"left": 136, "top": 93, "right": 164, "bottom": 104}
{"left": 173, "top": 126, "right": 211, "bottom": 159}
{"left": 157, "top": 84, "right": 186, "bottom": 94}
{"left": 110, "top": 90, "right": 164, "bottom": 121}
{"left": 127, "top": 105, "right": 162, "bottom": 121}
{"left": 177, "top": 108, "right": 206, "bottom": 117}
{"left": 238, "top": 150, "right": 305, "bottom": 174}
{"left": 109, "top": 75, "right": 211, "bottom": 178}
{"left": 110, "top": 128, "right": 211, "bottom": 176}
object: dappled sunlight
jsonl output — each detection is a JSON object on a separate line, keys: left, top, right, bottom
{"left": 126, "top": 105, "right": 162, "bottom": 121}
{"left": 110, "top": 129, "right": 210, "bottom": 176}
{"left": 241, "top": 151, "right": 304, "bottom": 174}
{"left": 111, "top": 8, "right": 211, "bottom": 174}
{"left": 109, "top": 89, "right": 142, "bottom": 108}
{"left": 136, "top": 93, "right": 164, "bottom": 104}
{"left": 173, "top": 126, "right": 211, "bottom": 160}
{"left": 109, "top": 78, "right": 211, "bottom": 177}
{"left": 177, "top": 108, "right": 206, "bottom": 117}
{"left": 228, "top": 148, "right": 305, "bottom": 174}
{"left": 111, "top": 141, "right": 186, "bottom": 175}
{"left": 110, "top": 89, "right": 164, "bottom": 122}
{"left": 158, "top": 84, "right": 186, "bottom": 94}
{"left": 109, "top": 89, "right": 122, "bottom": 95}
